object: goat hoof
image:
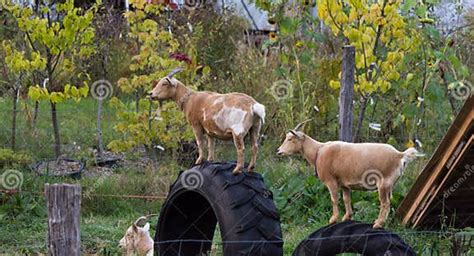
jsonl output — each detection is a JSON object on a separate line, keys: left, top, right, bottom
{"left": 232, "top": 168, "right": 242, "bottom": 175}
{"left": 372, "top": 221, "right": 383, "bottom": 229}
{"left": 342, "top": 215, "right": 352, "bottom": 221}
{"left": 247, "top": 165, "right": 255, "bottom": 171}
{"left": 329, "top": 216, "right": 338, "bottom": 224}
{"left": 195, "top": 158, "right": 204, "bottom": 165}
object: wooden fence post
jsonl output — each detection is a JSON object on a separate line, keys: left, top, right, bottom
{"left": 45, "top": 183, "right": 81, "bottom": 256}
{"left": 339, "top": 45, "right": 355, "bottom": 142}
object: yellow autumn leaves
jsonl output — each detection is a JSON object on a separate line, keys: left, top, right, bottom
{"left": 318, "top": 0, "right": 418, "bottom": 94}
{"left": 4, "top": 0, "right": 97, "bottom": 104}
{"left": 2, "top": 42, "right": 46, "bottom": 72}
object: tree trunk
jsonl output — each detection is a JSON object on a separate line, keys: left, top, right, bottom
{"left": 96, "top": 47, "right": 109, "bottom": 156}
{"left": 51, "top": 101, "right": 61, "bottom": 158}
{"left": 46, "top": 183, "right": 81, "bottom": 256}
{"left": 32, "top": 101, "right": 39, "bottom": 132}
{"left": 11, "top": 87, "right": 18, "bottom": 150}
{"left": 97, "top": 99, "right": 104, "bottom": 155}
{"left": 353, "top": 96, "right": 368, "bottom": 143}
{"left": 339, "top": 45, "right": 355, "bottom": 142}
{"left": 135, "top": 90, "right": 140, "bottom": 113}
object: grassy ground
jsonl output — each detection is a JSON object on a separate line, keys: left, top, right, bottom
{"left": 0, "top": 98, "right": 470, "bottom": 255}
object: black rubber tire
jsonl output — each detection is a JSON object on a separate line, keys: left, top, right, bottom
{"left": 292, "top": 220, "right": 416, "bottom": 256}
{"left": 155, "top": 162, "right": 284, "bottom": 256}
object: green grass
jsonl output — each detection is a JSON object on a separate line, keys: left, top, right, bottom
{"left": 0, "top": 97, "right": 119, "bottom": 159}
{"left": 0, "top": 97, "right": 469, "bottom": 255}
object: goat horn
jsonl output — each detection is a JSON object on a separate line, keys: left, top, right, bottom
{"left": 293, "top": 119, "right": 312, "bottom": 131}
{"left": 166, "top": 67, "right": 184, "bottom": 78}
{"left": 133, "top": 214, "right": 159, "bottom": 226}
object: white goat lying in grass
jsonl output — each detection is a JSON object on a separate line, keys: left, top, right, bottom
{"left": 119, "top": 216, "right": 154, "bottom": 256}
{"left": 277, "top": 120, "right": 419, "bottom": 228}
{"left": 149, "top": 68, "right": 265, "bottom": 174}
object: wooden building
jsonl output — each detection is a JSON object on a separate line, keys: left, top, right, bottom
{"left": 396, "top": 96, "right": 474, "bottom": 229}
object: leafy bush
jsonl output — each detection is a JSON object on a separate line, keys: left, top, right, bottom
{"left": 0, "top": 148, "right": 31, "bottom": 168}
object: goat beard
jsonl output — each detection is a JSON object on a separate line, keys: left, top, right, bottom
{"left": 154, "top": 100, "right": 163, "bottom": 119}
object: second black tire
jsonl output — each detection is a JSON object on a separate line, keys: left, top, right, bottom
{"left": 292, "top": 220, "right": 416, "bottom": 256}
{"left": 155, "top": 162, "right": 283, "bottom": 256}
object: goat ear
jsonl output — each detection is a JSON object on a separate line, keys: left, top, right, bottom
{"left": 134, "top": 216, "right": 147, "bottom": 227}
{"left": 165, "top": 78, "right": 176, "bottom": 87}
{"left": 143, "top": 223, "right": 150, "bottom": 232}
{"left": 289, "top": 130, "right": 300, "bottom": 138}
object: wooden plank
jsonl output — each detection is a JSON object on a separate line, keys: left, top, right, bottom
{"left": 46, "top": 183, "right": 81, "bottom": 256}
{"left": 412, "top": 135, "right": 474, "bottom": 227}
{"left": 446, "top": 140, "right": 467, "bottom": 169}
{"left": 339, "top": 45, "right": 355, "bottom": 142}
{"left": 411, "top": 185, "right": 437, "bottom": 225}
{"left": 397, "top": 97, "right": 474, "bottom": 222}
{"left": 413, "top": 135, "right": 474, "bottom": 227}
{"left": 399, "top": 105, "right": 474, "bottom": 226}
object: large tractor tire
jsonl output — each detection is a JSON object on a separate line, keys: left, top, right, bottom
{"left": 292, "top": 221, "right": 416, "bottom": 256}
{"left": 155, "top": 162, "right": 283, "bottom": 256}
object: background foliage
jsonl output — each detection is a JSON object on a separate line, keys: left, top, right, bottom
{"left": 0, "top": 0, "right": 473, "bottom": 254}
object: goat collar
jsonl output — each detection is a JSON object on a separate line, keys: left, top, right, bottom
{"left": 314, "top": 151, "right": 319, "bottom": 178}
{"left": 178, "top": 91, "right": 193, "bottom": 111}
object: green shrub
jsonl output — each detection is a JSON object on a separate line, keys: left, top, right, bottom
{"left": 0, "top": 148, "right": 32, "bottom": 169}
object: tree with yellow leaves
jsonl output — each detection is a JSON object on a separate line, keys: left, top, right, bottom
{"left": 3, "top": 0, "right": 98, "bottom": 157}
{"left": 108, "top": 0, "right": 209, "bottom": 158}
{"left": 318, "top": 0, "right": 419, "bottom": 141}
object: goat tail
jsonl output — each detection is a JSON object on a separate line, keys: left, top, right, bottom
{"left": 252, "top": 103, "right": 266, "bottom": 124}
{"left": 402, "top": 147, "right": 418, "bottom": 163}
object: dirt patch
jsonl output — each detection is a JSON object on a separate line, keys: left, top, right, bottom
{"left": 34, "top": 159, "right": 84, "bottom": 176}
{"left": 83, "top": 149, "right": 158, "bottom": 177}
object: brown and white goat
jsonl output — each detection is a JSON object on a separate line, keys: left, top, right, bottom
{"left": 276, "top": 120, "right": 418, "bottom": 228}
{"left": 119, "top": 217, "right": 154, "bottom": 256}
{"left": 149, "top": 68, "right": 265, "bottom": 174}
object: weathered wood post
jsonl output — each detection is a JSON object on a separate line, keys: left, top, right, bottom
{"left": 45, "top": 183, "right": 81, "bottom": 256}
{"left": 339, "top": 45, "right": 355, "bottom": 142}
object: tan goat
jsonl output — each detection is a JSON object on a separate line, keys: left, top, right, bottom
{"left": 276, "top": 120, "right": 418, "bottom": 228}
{"left": 119, "top": 216, "right": 154, "bottom": 256}
{"left": 149, "top": 68, "right": 265, "bottom": 174}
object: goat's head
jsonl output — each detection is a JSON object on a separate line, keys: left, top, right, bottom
{"left": 119, "top": 217, "right": 154, "bottom": 255}
{"left": 149, "top": 68, "right": 183, "bottom": 101}
{"left": 277, "top": 119, "right": 311, "bottom": 156}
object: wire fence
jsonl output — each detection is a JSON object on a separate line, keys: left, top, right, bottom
{"left": 1, "top": 181, "right": 472, "bottom": 256}
{"left": 0, "top": 189, "right": 167, "bottom": 200}
{"left": 4, "top": 229, "right": 471, "bottom": 255}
